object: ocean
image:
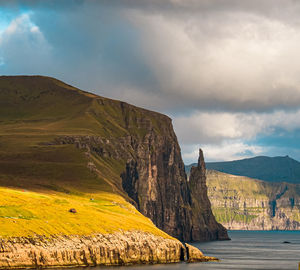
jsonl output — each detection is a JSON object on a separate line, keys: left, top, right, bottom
{"left": 61, "top": 231, "right": 300, "bottom": 270}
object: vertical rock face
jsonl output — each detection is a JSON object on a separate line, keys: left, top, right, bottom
{"left": 0, "top": 232, "right": 186, "bottom": 269}
{"left": 120, "top": 115, "right": 193, "bottom": 241}
{"left": 206, "top": 170, "right": 300, "bottom": 230}
{"left": 54, "top": 121, "right": 229, "bottom": 242}
{"left": 0, "top": 232, "right": 218, "bottom": 269}
{"left": 121, "top": 119, "right": 229, "bottom": 242}
{"left": 188, "top": 150, "right": 229, "bottom": 241}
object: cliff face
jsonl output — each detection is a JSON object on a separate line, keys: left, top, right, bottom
{"left": 0, "top": 231, "right": 217, "bottom": 269}
{"left": 0, "top": 74, "right": 227, "bottom": 264}
{"left": 56, "top": 122, "right": 228, "bottom": 242}
{"left": 188, "top": 151, "right": 229, "bottom": 241}
{"left": 112, "top": 108, "right": 230, "bottom": 241}
{"left": 51, "top": 114, "right": 191, "bottom": 241}
{"left": 206, "top": 170, "right": 300, "bottom": 230}
{"left": 121, "top": 131, "right": 192, "bottom": 241}
{"left": 117, "top": 109, "right": 193, "bottom": 241}
{"left": 0, "top": 232, "right": 183, "bottom": 269}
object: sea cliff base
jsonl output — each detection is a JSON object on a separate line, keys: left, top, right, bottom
{"left": 0, "top": 231, "right": 216, "bottom": 269}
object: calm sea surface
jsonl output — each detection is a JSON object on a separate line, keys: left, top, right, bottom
{"left": 60, "top": 231, "right": 300, "bottom": 270}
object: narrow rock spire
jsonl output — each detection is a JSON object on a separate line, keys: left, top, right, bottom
{"left": 188, "top": 148, "right": 230, "bottom": 241}
{"left": 197, "top": 148, "right": 206, "bottom": 172}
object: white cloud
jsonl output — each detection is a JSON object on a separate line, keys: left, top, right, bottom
{"left": 2, "top": 2, "right": 300, "bottom": 162}
{"left": 182, "top": 141, "right": 265, "bottom": 163}
{"left": 0, "top": 13, "right": 53, "bottom": 74}
{"left": 173, "top": 109, "right": 300, "bottom": 146}
{"left": 127, "top": 8, "right": 300, "bottom": 111}
{"left": 3, "top": 3, "right": 300, "bottom": 113}
{"left": 174, "top": 109, "right": 300, "bottom": 163}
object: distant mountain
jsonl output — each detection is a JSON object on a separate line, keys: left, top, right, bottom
{"left": 206, "top": 170, "right": 300, "bottom": 230}
{"left": 185, "top": 156, "right": 300, "bottom": 184}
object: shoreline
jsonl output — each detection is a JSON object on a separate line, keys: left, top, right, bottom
{"left": 227, "top": 230, "right": 300, "bottom": 232}
{"left": 0, "top": 231, "right": 216, "bottom": 269}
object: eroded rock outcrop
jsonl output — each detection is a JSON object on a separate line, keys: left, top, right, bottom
{"left": 188, "top": 150, "right": 230, "bottom": 241}
{"left": 0, "top": 232, "right": 181, "bottom": 269}
{"left": 0, "top": 231, "right": 215, "bottom": 269}
{"left": 185, "top": 243, "right": 218, "bottom": 262}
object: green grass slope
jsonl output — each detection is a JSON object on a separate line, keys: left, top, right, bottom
{"left": 0, "top": 76, "right": 172, "bottom": 239}
{"left": 206, "top": 170, "right": 300, "bottom": 229}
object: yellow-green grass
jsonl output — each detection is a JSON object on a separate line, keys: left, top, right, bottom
{"left": 212, "top": 208, "right": 258, "bottom": 224}
{"left": 0, "top": 76, "right": 166, "bottom": 139}
{"left": 207, "top": 170, "right": 300, "bottom": 201}
{"left": 0, "top": 136, "right": 171, "bottom": 239}
{"left": 207, "top": 170, "right": 300, "bottom": 224}
{"left": 0, "top": 186, "right": 171, "bottom": 238}
{"left": 0, "top": 76, "right": 175, "bottom": 239}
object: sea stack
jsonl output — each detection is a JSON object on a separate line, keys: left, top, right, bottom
{"left": 188, "top": 149, "right": 230, "bottom": 241}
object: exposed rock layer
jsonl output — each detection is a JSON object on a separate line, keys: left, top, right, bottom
{"left": 0, "top": 232, "right": 214, "bottom": 269}
{"left": 185, "top": 244, "right": 218, "bottom": 263}
{"left": 206, "top": 170, "right": 300, "bottom": 230}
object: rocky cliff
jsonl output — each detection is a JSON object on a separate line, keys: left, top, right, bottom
{"left": 0, "top": 232, "right": 182, "bottom": 269}
{"left": 206, "top": 170, "right": 300, "bottom": 230}
{"left": 0, "top": 231, "right": 216, "bottom": 269}
{"left": 188, "top": 150, "right": 229, "bottom": 240}
{"left": 51, "top": 128, "right": 192, "bottom": 241}
{"left": 0, "top": 76, "right": 226, "bottom": 268}
{"left": 53, "top": 123, "right": 229, "bottom": 242}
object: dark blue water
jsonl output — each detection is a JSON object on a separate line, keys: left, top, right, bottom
{"left": 62, "top": 231, "right": 300, "bottom": 270}
{"left": 193, "top": 231, "right": 300, "bottom": 270}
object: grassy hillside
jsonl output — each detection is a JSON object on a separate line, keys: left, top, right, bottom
{"left": 206, "top": 170, "right": 300, "bottom": 230}
{"left": 186, "top": 156, "right": 300, "bottom": 184}
{"left": 0, "top": 76, "right": 172, "bottom": 239}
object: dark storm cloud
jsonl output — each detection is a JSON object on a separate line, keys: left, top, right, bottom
{"left": 2, "top": 0, "right": 300, "bottom": 161}
{"left": 2, "top": 0, "right": 300, "bottom": 113}
{"left": 0, "top": 1, "right": 159, "bottom": 104}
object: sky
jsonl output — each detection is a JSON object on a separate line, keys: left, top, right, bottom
{"left": 1, "top": 0, "right": 300, "bottom": 164}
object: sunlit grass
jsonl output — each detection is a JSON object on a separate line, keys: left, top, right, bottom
{"left": 0, "top": 76, "right": 174, "bottom": 240}
{"left": 0, "top": 186, "right": 171, "bottom": 238}
{"left": 207, "top": 170, "right": 300, "bottom": 225}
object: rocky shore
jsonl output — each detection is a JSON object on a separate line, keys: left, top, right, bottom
{"left": 0, "top": 231, "right": 215, "bottom": 269}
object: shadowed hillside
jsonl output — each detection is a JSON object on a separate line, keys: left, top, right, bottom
{"left": 0, "top": 75, "right": 172, "bottom": 238}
